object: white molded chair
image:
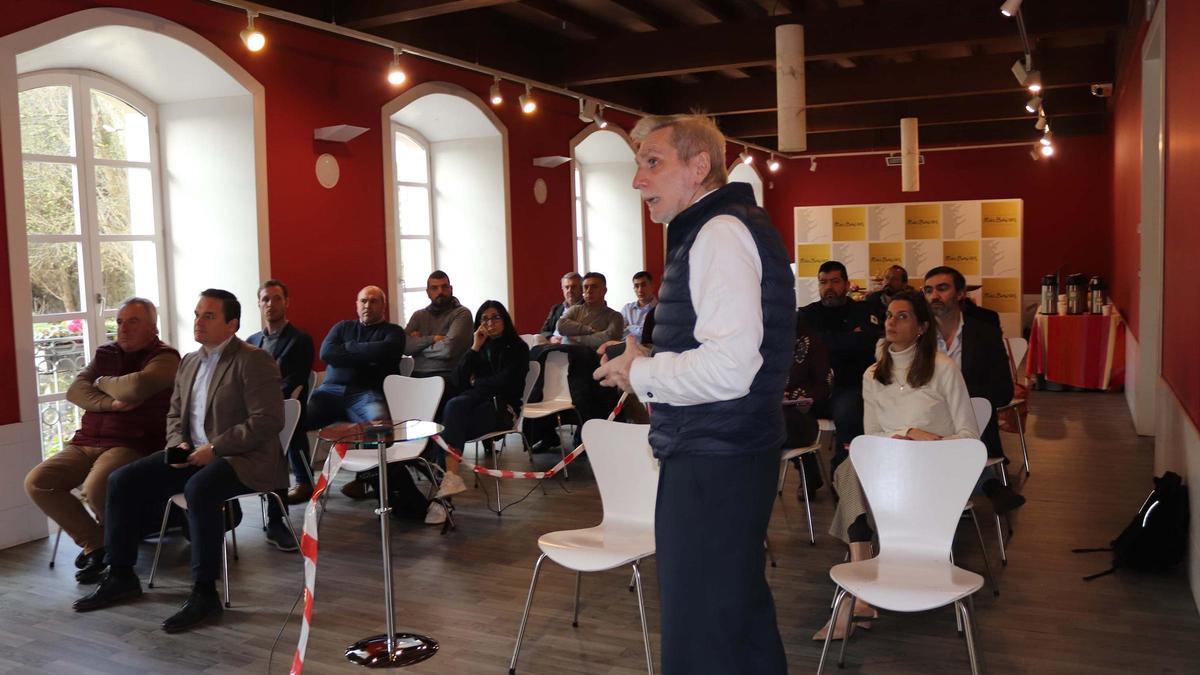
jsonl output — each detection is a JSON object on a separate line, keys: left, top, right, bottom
{"left": 148, "top": 398, "right": 303, "bottom": 607}
{"left": 999, "top": 336, "right": 1032, "bottom": 476}
{"left": 970, "top": 396, "right": 1008, "bottom": 572}
{"left": 521, "top": 351, "right": 579, "bottom": 478}
{"left": 818, "top": 435, "right": 987, "bottom": 674}
{"left": 509, "top": 420, "right": 659, "bottom": 675}
{"left": 519, "top": 333, "right": 542, "bottom": 349}
{"left": 335, "top": 375, "right": 449, "bottom": 528}
{"left": 777, "top": 416, "right": 834, "bottom": 546}
{"left": 466, "top": 361, "right": 541, "bottom": 514}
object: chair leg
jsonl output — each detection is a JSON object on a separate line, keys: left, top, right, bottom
{"left": 629, "top": 570, "right": 636, "bottom": 592}
{"left": 492, "top": 443, "right": 503, "bottom": 516}
{"left": 777, "top": 459, "right": 788, "bottom": 496}
{"left": 837, "top": 591, "right": 856, "bottom": 667}
{"left": 817, "top": 588, "right": 848, "bottom": 674}
{"left": 148, "top": 501, "right": 174, "bottom": 589}
{"left": 632, "top": 561, "right": 654, "bottom": 675}
{"left": 227, "top": 502, "right": 240, "bottom": 562}
{"left": 572, "top": 571, "right": 582, "bottom": 627}
{"left": 798, "top": 455, "right": 815, "bottom": 545}
{"left": 994, "top": 513, "right": 1008, "bottom": 566}
{"left": 509, "top": 553, "right": 548, "bottom": 674}
{"left": 221, "top": 526, "right": 231, "bottom": 608}
{"left": 968, "top": 508, "right": 999, "bottom": 597}
{"left": 1014, "top": 407, "right": 1031, "bottom": 476}
{"left": 957, "top": 599, "right": 982, "bottom": 675}
{"left": 49, "top": 527, "right": 63, "bottom": 568}
{"left": 554, "top": 415, "right": 569, "bottom": 480}
{"left": 259, "top": 494, "right": 267, "bottom": 531}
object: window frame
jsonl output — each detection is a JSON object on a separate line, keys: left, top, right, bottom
{"left": 391, "top": 123, "right": 436, "bottom": 323}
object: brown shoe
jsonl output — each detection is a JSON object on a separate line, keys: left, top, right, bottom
{"left": 340, "top": 478, "right": 370, "bottom": 500}
{"left": 286, "top": 483, "right": 314, "bottom": 505}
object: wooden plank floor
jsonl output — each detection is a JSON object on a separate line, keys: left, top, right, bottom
{"left": 1, "top": 391, "right": 1198, "bottom": 674}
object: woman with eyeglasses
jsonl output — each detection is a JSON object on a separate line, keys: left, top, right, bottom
{"left": 433, "top": 300, "right": 530, "bottom": 502}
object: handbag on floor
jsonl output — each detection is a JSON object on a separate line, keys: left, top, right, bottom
{"left": 1073, "top": 471, "right": 1189, "bottom": 580}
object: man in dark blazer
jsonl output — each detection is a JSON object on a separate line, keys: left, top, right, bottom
{"left": 248, "top": 279, "right": 314, "bottom": 548}
{"left": 924, "top": 267, "right": 1025, "bottom": 514}
{"left": 538, "top": 271, "right": 583, "bottom": 341}
{"left": 74, "top": 289, "right": 286, "bottom": 633}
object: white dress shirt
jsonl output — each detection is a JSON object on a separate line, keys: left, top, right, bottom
{"left": 629, "top": 208, "right": 764, "bottom": 406}
{"left": 189, "top": 336, "right": 232, "bottom": 446}
{"left": 936, "top": 312, "right": 965, "bottom": 367}
{"left": 621, "top": 298, "right": 657, "bottom": 340}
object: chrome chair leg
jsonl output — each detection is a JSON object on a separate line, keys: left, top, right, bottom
{"left": 632, "top": 561, "right": 654, "bottom": 675}
{"left": 49, "top": 527, "right": 63, "bottom": 568}
{"left": 259, "top": 494, "right": 267, "bottom": 531}
{"left": 817, "top": 588, "right": 848, "bottom": 674}
{"left": 147, "top": 501, "right": 174, "bottom": 588}
{"left": 798, "top": 455, "right": 815, "bottom": 545}
{"left": 968, "top": 508, "right": 999, "bottom": 596}
{"left": 1014, "top": 406, "right": 1031, "bottom": 476}
{"left": 227, "top": 501, "right": 240, "bottom": 561}
{"left": 509, "top": 553, "right": 548, "bottom": 674}
{"left": 221, "top": 525, "right": 231, "bottom": 608}
{"left": 838, "top": 591, "right": 856, "bottom": 667}
{"left": 572, "top": 572, "right": 582, "bottom": 627}
{"left": 958, "top": 599, "right": 981, "bottom": 675}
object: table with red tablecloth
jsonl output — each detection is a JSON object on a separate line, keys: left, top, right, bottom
{"left": 1026, "top": 313, "right": 1126, "bottom": 391}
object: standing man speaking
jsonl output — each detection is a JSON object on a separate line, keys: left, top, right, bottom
{"left": 595, "top": 115, "right": 793, "bottom": 674}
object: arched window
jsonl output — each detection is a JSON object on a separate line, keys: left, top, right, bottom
{"left": 385, "top": 85, "right": 510, "bottom": 323}
{"left": 571, "top": 128, "right": 643, "bottom": 308}
{"left": 18, "top": 71, "right": 166, "bottom": 457}
{"left": 728, "top": 161, "right": 765, "bottom": 207}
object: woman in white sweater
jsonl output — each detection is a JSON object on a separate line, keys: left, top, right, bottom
{"left": 814, "top": 289, "right": 978, "bottom": 641}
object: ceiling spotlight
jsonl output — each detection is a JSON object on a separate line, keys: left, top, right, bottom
{"left": 1040, "top": 143, "right": 1055, "bottom": 157}
{"left": 1011, "top": 58, "right": 1029, "bottom": 87}
{"left": 595, "top": 104, "right": 607, "bottom": 129}
{"left": 1035, "top": 114, "right": 1048, "bottom": 131}
{"left": 386, "top": 50, "right": 406, "bottom": 86}
{"left": 740, "top": 147, "right": 754, "bottom": 165}
{"left": 1029, "top": 144, "right": 1041, "bottom": 161}
{"left": 1000, "top": 0, "right": 1023, "bottom": 17}
{"left": 1025, "top": 70, "right": 1042, "bottom": 93}
{"left": 1024, "top": 95, "right": 1042, "bottom": 113}
{"left": 1040, "top": 130, "right": 1054, "bottom": 146}
{"left": 240, "top": 11, "right": 266, "bottom": 52}
{"left": 489, "top": 77, "right": 503, "bottom": 105}
{"left": 767, "top": 154, "right": 781, "bottom": 173}
{"left": 520, "top": 84, "right": 537, "bottom": 114}
{"left": 809, "top": 157, "right": 818, "bottom": 172}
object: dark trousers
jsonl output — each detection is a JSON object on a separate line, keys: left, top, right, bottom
{"left": 811, "top": 385, "right": 864, "bottom": 472}
{"left": 440, "top": 391, "right": 511, "bottom": 456}
{"left": 105, "top": 451, "right": 250, "bottom": 584}
{"left": 655, "top": 450, "right": 787, "bottom": 675}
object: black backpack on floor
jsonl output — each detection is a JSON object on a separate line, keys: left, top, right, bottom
{"left": 1073, "top": 471, "right": 1189, "bottom": 580}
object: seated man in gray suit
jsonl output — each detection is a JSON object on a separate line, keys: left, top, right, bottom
{"left": 73, "top": 289, "right": 286, "bottom": 634}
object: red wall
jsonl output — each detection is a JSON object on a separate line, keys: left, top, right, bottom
{"left": 1110, "top": 26, "right": 1145, "bottom": 337}
{"left": 1163, "top": 1, "right": 1200, "bottom": 428}
{"left": 0, "top": 0, "right": 670, "bottom": 425}
{"left": 763, "top": 134, "right": 1115, "bottom": 295}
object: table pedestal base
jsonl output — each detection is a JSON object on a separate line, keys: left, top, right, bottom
{"left": 345, "top": 633, "right": 438, "bottom": 668}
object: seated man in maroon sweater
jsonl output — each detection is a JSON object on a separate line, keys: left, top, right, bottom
{"left": 24, "top": 297, "right": 180, "bottom": 583}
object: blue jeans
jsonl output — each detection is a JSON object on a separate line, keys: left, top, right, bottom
{"left": 306, "top": 384, "right": 391, "bottom": 430}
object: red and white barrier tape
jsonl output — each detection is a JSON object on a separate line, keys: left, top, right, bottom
{"left": 289, "top": 392, "right": 627, "bottom": 673}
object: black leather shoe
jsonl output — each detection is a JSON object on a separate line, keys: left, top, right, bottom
{"left": 73, "top": 549, "right": 89, "bottom": 570}
{"left": 73, "top": 569, "right": 142, "bottom": 612}
{"left": 984, "top": 480, "right": 1027, "bottom": 515}
{"left": 162, "top": 590, "right": 223, "bottom": 633}
{"left": 265, "top": 519, "right": 299, "bottom": 552}
{"left": 74, "top": 548, "right": 107, "bottom": 584}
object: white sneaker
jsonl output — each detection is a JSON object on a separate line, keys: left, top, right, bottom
{"left": 436, "top": 471, "right": 467, "bottom": 498}
{"left": 424, "top": 501, "right": 447, "bottom": 525}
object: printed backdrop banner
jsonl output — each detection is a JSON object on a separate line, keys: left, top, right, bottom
{"left": 794, "top": 199, "right": 1023, "bottom": 337}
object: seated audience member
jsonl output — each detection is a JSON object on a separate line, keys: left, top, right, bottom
{"left": 783, "top": 316, "right": 833, "bottom": 493}
{"left": 961, "top": 295, "right": 1001, "bottom": 328}
{"left": 24, "top": 298, "right": 179, "bottom": 583}
{"left": 557, "top": 272, "right": 624, "bottom": 349}
{"left": 74, "top": 289, "right": 286, "bottom": 634}
{"left": 404, "top": 270, "right": 473, "bottom": 384}
{"left": 620, "top": 270, "right": 658, "bottom": 342}
{"left": 431, "top": 301, "right": 530, "bottom": 517}
{"left": 247, "top": 280, "right": 313, "bottom": 550}
{"left": 540, "top": 272, "right": 583, "bottom": 342}
{"left": 816, "top": 289, "right": 976, "bottom": 641}
{"left": 307, "top": 285, "right": 406, "bottom": 499}
{"left": 862, "top": 264, "right": 908, "bottom": 323}
{"left": 924, "top": 266, "right": 1024, "bottom": 512}
{"left": 798, "top": 260, "right": 881, "bottom": 470}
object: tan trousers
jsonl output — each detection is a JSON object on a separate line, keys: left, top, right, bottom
{"left": 23, "top": 444, "right": 143, "bottom": 553}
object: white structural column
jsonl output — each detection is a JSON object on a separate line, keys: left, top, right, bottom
{"left": 901, "top": 117, "right": 920, "bottom": 192}
{"left": 776, "top": 24, "right": 807, "bottom": 152}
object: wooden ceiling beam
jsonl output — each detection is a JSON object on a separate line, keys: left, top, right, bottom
{"left": 340, "top": 0, "right": 520, "bottom": 28}
{"left": 717, "top": 87, "right": 1105, "bottom": 137}
{"left": 550, "top": 0, "right": 1123, "bottom": 85}
{"left": 606, "top": 0, "right": 683, "bottom": 30}
{"left": 576, "top": 44, "right": 1114, "bottom": 115}
{"left": 786, "top": 114, "right": 1107, "bottom": 154}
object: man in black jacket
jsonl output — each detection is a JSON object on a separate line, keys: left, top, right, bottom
{"left": 798, "top": 260, "right": 881, "bottom": 470}
{"left": 924, "top": 266, "right": 1024, "bottom": 514}
{"left": 248, "top": 280, "right": 314, "bottom": 546}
